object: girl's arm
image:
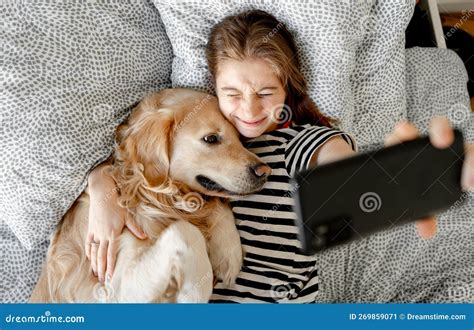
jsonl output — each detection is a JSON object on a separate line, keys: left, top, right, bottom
{"left": 309, "top": 136, "right": 356, "bottom": 167}
{"left": 307, "top": 134, "right": 436, "bottom": 239}
{"left": 308, "top": 117, "right": 474, "bottom": 240}
{"left": 86, "top": 162, "right": 147, "bottom": 284}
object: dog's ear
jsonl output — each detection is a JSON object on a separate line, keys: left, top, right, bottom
{"left": 115, "top": 103, "right": 175, "bottom": 185}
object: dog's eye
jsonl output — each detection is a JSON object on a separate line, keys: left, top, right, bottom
{"left": 202, "top": 134, "right": 220, "bottom": 144}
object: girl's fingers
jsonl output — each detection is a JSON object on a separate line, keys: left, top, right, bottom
{"left": 428, "top": 116, "right": 454, "bottom": 149}
{"left": 384, "top": 121, "right": 420, "bottom": 147}
{"left": 85, "top": 232, "right": 93, "bottom": 260}
{"left": 125, "top": 216, "right": 147, "bottom": 239}
{"left": 97, "top": 240, "right": 109, "bottom": 283}
{"left": 106, "top": 235, "right": 119, "bottom": 282}
{"left": 461, "top": 143, "right": 474, "bottom": 191}
{"left": 415, "top": 216, "right": 437, "bottom": 239}
{"left": 90, "top": 242, "right": 98, "bottom": 277}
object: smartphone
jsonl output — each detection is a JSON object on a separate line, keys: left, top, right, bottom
{"left": 291, "top": 129, "right": 465, "bottom": 255}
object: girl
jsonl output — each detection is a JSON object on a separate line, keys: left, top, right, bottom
{"left": 86, "top": 10, "right": 474, "bottom": 302}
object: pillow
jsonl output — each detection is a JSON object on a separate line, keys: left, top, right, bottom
{"left": 406, "top": 47, "right": 473, "bottom": 144}
{"left": 350, "top": 0, "right": 415, "bottom": 151}
{"left": 0, "top": 0, "right": 173, "bottom": 250}
{"left": 154, "top": 0, "right": 372, "bottom": 122}
{"left": 154, "top": 0, "right": 414, "bottom": 150}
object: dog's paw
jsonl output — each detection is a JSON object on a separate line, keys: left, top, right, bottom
{"left": 210, "top": 244, "right": 243, "bottom": 286}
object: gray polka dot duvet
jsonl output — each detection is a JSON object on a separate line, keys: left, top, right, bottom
{"left": 1, "top": 0, "right": 472, "bottom": 302}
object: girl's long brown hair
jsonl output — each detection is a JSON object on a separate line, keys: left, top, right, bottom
{"left": 206, "top": 10, "right": 338, "bottom": 128}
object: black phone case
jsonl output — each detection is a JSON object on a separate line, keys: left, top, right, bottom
{"left": 291, "top": 129, "right": 465, "bottom": 255}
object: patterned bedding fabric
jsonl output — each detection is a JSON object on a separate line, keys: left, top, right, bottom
{"left": 316, "top": 48, "right": 474, "bottom": 303}
{"left": 0, "top": 0, "right": 472, "bottom": 302}
{"left": 0, "top": 0, "right": 173, "bottom": 251}
{"left": 0, "top": 0, "right": 172, "bottom": 302}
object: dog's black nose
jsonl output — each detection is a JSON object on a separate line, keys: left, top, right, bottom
{"left": 249, "top": 163, "right": 271, "bottom": 179}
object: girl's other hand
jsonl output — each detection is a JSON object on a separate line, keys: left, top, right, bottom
{"left": 384, "top": 116, "right": 474, "bottom": 239}
{"left": 86, "top": 163, "right": 147, "bottom": 283}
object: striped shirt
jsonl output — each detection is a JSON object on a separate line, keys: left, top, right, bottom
{"left": 210, "top": 123, "right": 357, "bottom": 303}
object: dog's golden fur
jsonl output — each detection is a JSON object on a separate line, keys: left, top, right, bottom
{"left": 30, "top": 88, "right": 270, "bottom": 303}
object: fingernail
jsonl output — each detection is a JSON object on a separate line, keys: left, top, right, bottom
{"left": 468, "top": 173, "right": 474, "bottom": 190}
{"left": 106, "top": 274, "right": 112, "bottom": 283}
{"left": 441, "top": 128, "right": 452, "bottom": 141}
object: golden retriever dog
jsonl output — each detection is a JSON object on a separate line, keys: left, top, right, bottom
{"left": 30, "top": 88, "right": 271, "bottom": 303}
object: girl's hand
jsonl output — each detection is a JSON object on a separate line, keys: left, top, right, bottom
{"left": 86, "top": 163, "right": 147, "bottom": 284}
{"left": 384, "top": 116, "right": 474, "bottom": 239}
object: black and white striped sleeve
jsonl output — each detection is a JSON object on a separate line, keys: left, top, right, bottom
{"left": 284, "top": 125, "right": 357, "bottom": 177}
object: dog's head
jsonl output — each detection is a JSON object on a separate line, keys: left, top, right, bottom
{"left": 114, "top": 88, "right": 271, "bottom": 199}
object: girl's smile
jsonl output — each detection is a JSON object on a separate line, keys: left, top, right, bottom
{"left": 215, "top": 57, "right": 287, "bottom": 138}
{"left": 235, "top": 116, "right": 268, "bottom": 127}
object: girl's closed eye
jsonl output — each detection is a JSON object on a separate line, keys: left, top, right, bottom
{"left": 257, "top": 93, "right": 273, "bottom": 98}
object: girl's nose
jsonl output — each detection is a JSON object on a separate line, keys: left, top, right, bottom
{"left": 241, "top": 95, "right": 262, "bottom": 117}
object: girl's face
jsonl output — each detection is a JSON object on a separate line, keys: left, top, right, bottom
{"left": 215, "top": 57, "right": 287, "bottom": 138}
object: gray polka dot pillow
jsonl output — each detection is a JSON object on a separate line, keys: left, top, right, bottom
{"left": 406, "top": 47, "right": 473, "bottom": 144}
{"left": 350, "top": 0, "right": 414, "bottom": 151}
{"left": 0, "top": 1, "right": 173, "bottom": 250}
{"left": 153, "top": 0, "right": 414, "bottom": 150}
